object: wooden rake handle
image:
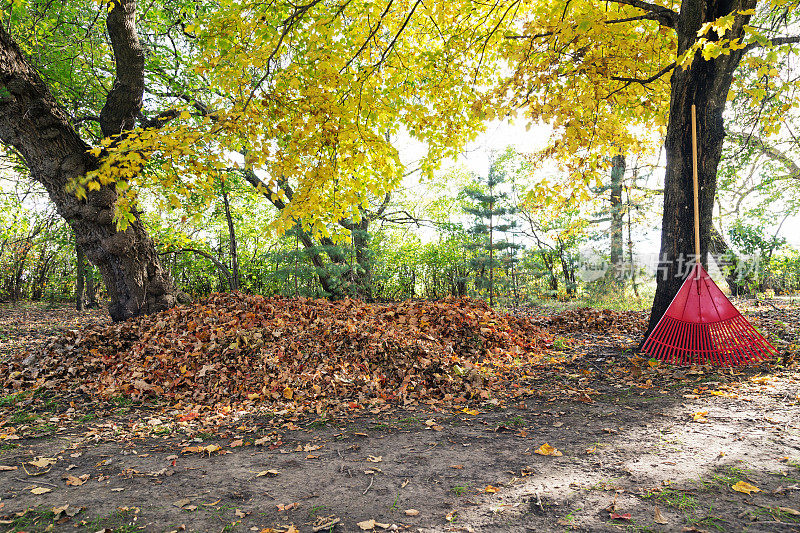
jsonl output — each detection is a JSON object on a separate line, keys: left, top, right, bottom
{"left": 691, "top": 105, "right": 700, "bottom": 264}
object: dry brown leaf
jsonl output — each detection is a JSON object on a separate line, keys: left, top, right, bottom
{"left": 65, "top": 474, "right": 89, "bottom": 486}
{"left": 255, "top": 470, "right": 280, "bottom": 477}
{"left": 404, "top": 509, "right": 420, "bottom": 516}
{"left": 0, "top": 465, "right": 18, "bottom": 471}
{"left": 654, "top": 505, "right": 668, "bottom": 524}
{"left": 28, "top": 457, "right": 57, "bottom": 468}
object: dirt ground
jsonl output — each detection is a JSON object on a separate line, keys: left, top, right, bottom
{"left": 1, "top": 301, "right": 799, "bottom": 533}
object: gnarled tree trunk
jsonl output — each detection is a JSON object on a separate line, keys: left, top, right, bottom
{"left": 0, "top": 1, "right": 175, "bottom": 321}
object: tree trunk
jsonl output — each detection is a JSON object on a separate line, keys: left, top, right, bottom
{"left": 644, "top": 0, "right": 756, "bottom": 340}
{"left": 76, "top": 243, "right": 86, "bottom": 311}
{"left": 609, "top": 154, "right": 625, "bottom": 270}
{"left": 709, "top": 225, "right": 745, "bottom": 296}
{"left": 221, "top": 185, "right": 240, "bottom": 291}
{"left": 0, "top": 4, "right": 176, "bottom": 322}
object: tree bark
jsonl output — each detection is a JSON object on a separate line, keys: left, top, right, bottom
{"left": 0, "top": 1, "right": 176, "bottom": 322}
{"left": 76, "top": 243, "right": 86, "bottom": 311}
{"left": 220, "top": 185, "right": 240, "bottom": 291}
{"left": 708, "top": 225, "right": 745, "bottom": 296}
{"left": 609, "top": 154, "right": 625, "bottom": 269}
{"left": 643, "top": 0, "right": 756, "bottom": 340}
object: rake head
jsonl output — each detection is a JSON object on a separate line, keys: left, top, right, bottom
{"left": 642, "top": 264, "right": 777, "bottom": 366}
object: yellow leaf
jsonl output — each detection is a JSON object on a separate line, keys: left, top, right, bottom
{"left": 485, "top": 485, "right": 499, "bottom": 493}
{"left": 29, "top": 457, "right": 57, "bottom": 468}
{"left": 691, "top": 411, "right": 709, "bottom": 423}
{"left": 31, "top": 487, "right": 52, "bottom": 494}
{"left": 534, "top": 443, "right": 563, "bottom": 456}
{"left": 282, "top": 387, "right": 293, "bottom": 399}
{"left": 461, "top": 408, "right": 479, "bottom": 415}
{"left": 731, "top": 481, "right": 761, "bottom": 494}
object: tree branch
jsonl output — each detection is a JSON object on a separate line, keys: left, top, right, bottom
{"left": 743, "top": 34, "right": 800, "bottom": 54}
{"left": 603, "top": 0, "right": 677, "bottom": 29}
{"left": 160, "top": 247, "right": 233, "bottom": 284}
{"left": 728, "top": 130, "right": 800, "bottom": 181}
{"left": 99, "top": 0, "right": 146, "bottom": 137}
{"left": 610, "top": 61, "right": 675, "bottom": 84}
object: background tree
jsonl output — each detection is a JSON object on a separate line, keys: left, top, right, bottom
{"left": 462, "top": 162, "right": 522, "bottom": 306}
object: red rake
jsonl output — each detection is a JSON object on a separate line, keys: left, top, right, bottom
{"left": 641, "top": 105, "right": 778, "bottom": 366}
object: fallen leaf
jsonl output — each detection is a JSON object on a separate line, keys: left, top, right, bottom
{"left": 610, "top": 512, "right": 632, "bottom": 520}
{"left": 0, "top": 465, "right": 18, "bottom": 471}
{"left": 31, "top": 487, "right": 52, "bottom": 494}
{"left": 450, "top": 464, "right": 464, "bottom": 469}
{"left": 484, "top": 485, "right": 499, "bottom": 493}
{"left": 255, "top": 470, "right": 281, "bottom": 477}
{"left": 230, "top": 439, "right": 244, "bottom": 448}
{"left": 691, "top": 411, "right": 709, "bottom": 423}
{"left": 357, "top": 519, "right": 376, "bottom": 530}
{"left": 404, "top": 509, "right": 420, "bottom": 516}
{"left": 277, "top": 502, "right": 299, "bottom": 512}
{"left": 534, "top": 443, "right": 563, "bottom": 457}
{"left": 366, "top": 455, "right": 383, "bottom": 463}
{"left": 731, "top": 481, "right": 761, "bottom": 494}
{"left": 173, "top": 498, "right": 192, "bottom": 508}
{"left": 461, "top": 408, "right": 479, "bottom": 415}
{"left": 29, "top": 457, "right": 57, "bottom": 468}
{"left": 778, "top": 506, "right": 800, "bottom": 516}
{"left": 235, "top": 509, "right": 247, "bottom": 518}
{"left": 65, "top": 474, "right": 89, "bottom": 486}
{"left": 654, "top": 505, "right": 668, "bottom": 524}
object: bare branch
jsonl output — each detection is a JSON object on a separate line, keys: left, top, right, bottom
{"left": 610, "top": 61, "right": 675, "bottom": 84}
{"left": 603, "top": 0, "right": 677, "bottom": 29}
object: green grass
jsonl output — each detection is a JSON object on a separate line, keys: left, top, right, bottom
{"left": 9, "top": 411, "right": 38, "bottom": 425}
{"left": 642, "top": 488, "right": 697, "bottom": 511}
{"left": 84, "top": 508, "right": 139, "bottom": 532}
{"left": 698, "top": 466, "right": 750, "bottom": 492}
{"left": 450, "top": 483, "right": 471, "bottom": 495}
{"left": 307, "top": 417, "right": 331, "bottom": 429}
{"left": 395, "top": 416, "right": 421, "bottom": 426}
{"left": 0, "top": 441, "right": 19, "bottom": 453}
{"left": 503, "top": 415, "right": 526, "bottom": 427}
{"left": 748, "top": 506, "right": 800, "bottom": 523}
{"left": 1, "top": 506, "right": 57, "bottom": 530}
{"left": 0, "top": 391, "right": 29, "bottom": 408}
{"left": 111, "top": 395, "right": 133, "bottom": 407}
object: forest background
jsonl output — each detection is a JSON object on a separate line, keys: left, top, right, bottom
{"left": 1, "top": 0, "right": 800, "bottom": 324}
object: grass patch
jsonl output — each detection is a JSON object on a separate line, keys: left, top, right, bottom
{"left": 84, "top": 507, "right": 139, "bottom": 532}
{"left": 9, "top": 411, "right": 38, "bottom": 425}
{"left": 450, "top": 483, "right": 471, "bottom": 495}
{"left": 1, "top": 506, "right": 56, "bottom": 530}
{"left": 503, "top": 415, "right": 526, "bottom": 427}
{"left": 642, "top": 488, "right": 697, "bottom": 511}
{"left": 395, "top": 416, "right": 421, "bottom": 426}
{"left": 698, "top": 466, "right": 751, "bottom": 492}
{"left": 307, "top": 417, "right": 330, "bottom": 429}
{"left": 0, "top": 391, "right": 29, "bottom": 408}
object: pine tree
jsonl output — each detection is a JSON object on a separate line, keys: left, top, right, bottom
{"left": 462, "top": 163, "right": 523, "bottom": 306}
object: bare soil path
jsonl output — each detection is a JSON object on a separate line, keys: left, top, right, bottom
{"left": 1, "top": 301, "right": 799, "bottom": 533}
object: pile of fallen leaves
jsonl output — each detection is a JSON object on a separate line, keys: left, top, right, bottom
{"left": 534, "top": 307, "right": 647, "bottom": 335}
{"left": 1, "top": 294, "right": 554, "bottom": 413}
